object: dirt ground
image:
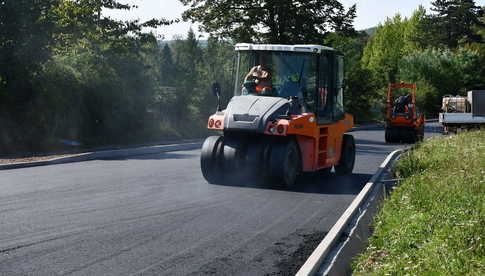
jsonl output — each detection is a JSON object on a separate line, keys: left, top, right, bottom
{"left": 0, "top": 153, "right": 86, "bottom": 164}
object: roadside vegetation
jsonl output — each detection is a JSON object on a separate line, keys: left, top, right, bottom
{"left": 1, "top": 0, "right": 485, "bottom": 154}
{"left": 0, "top": 1, "right": 234, "bottom": 154}
{"left": 353, "top": 131, "right": 485, "bottom": 275}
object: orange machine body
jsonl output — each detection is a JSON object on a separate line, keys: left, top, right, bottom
{"left": 386, "top": 83, "right": 425, "bottom": 129}
{"left": 385, "top": 83, "right": 425, "bottom": 143}
{"left": 208, "top": 112, "right": 354, "bottom": 172}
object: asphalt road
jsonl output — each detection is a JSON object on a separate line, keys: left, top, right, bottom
{"left": 0, "top": 123, "right": 442, "bottom": 276}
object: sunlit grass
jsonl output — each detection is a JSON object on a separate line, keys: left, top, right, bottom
{"left": 353, "top": 131, "right": 485, "bottom": 275}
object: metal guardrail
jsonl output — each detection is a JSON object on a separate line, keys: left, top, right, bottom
{"left": 296, "top": 149, "right": 404, "bottom": 276}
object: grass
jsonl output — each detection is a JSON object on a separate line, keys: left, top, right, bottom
{"left": 353, "top": 131, "right": 485, "bottom": 275}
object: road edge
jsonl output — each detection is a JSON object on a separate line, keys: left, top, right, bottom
{"left": 1, "top": 121, "right": 437, "bottom": 171}
{"left": 296, "top": 149, "right": 405, "bottom": 276}
{"left": 0, "top": 141, "right": 204, "bottom": 170}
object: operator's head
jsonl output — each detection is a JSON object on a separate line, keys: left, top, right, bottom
{"left": 254, "top": 65, "right": 272, "bottom": 95}
{"left": 242, "top": 64, "right": 273, "bottom": 95}
{"left": 251, "top": 65, "right": 270, "bottom": 79}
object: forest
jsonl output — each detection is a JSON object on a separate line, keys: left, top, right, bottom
{"left": 1, "top": 0, "right": 484, "bottom": 154}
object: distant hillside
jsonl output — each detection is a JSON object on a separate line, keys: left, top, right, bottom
{"left": 363, "top": 27, "right": 377, "bottom": 36}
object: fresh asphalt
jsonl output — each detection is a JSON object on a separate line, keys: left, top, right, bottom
{"left": 0, "top": 123, "right": 442, "bottom": 275}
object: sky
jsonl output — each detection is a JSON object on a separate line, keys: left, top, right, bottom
{"left": 103, "top": 0, "right": 485, "bottom": 40}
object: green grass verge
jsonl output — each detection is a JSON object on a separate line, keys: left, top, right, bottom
{"left": 353, "top": 131, "right": 485, "bottom": 275}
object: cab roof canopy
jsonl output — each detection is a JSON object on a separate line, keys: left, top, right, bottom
{"left": 234, "top": 43, "right": 335, "bottom": 54}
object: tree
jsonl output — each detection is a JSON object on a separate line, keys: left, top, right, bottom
{"left": 0, "top": 0, "right": 176, "bottom": 152}
{"left": 0, "top": 0, "right": 59, "bottom": 107}
{"left": 325, "top": 32, "right": 380, "bottom": 122}
{"left": 179, "top": 0, "right": 356, "bottom": 44}
{"left": 426, "top": 0, "right": 484, "bottom": 48}
{"left": 362, "top": 14, "right": 409, "bottom": 84}
{"left": 399, "top": 48, "right": 485, "bottom": 114}
{"left": 404, "top": 5, "right": 428, "bottom": 52}
{"left": 160, "top": 44, "right": 177, "bottom": 86}
{"left": 52, "top": 0, "right": 173, "bottom": 56}
{"left": 361, "top": 8, "right": 429, "bottom": 84}
{"left": 170, "top": 29, "right": 203, "bottom": 126}
{"left": 0, "top": 0, "right": 63, "bottom": 152}
{"left": 199, "top": 36, "right": 234, "bottom": 116}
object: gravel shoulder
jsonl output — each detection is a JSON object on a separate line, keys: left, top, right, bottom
{"left": 0, "top": 153, "right": 89, "bottom": 164}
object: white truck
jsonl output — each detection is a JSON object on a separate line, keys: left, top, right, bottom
{"left": 439, "top": 90, "right": 485, "bottom": 133}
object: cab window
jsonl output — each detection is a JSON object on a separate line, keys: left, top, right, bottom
{"left": 334, "top": 55, "right": 345, "bottom": 120}
{"left": 317, "top": 53, "right": 344, "bottom": 124}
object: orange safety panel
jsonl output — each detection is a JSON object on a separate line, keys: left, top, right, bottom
{"left": 289, "top": 113, "right": 354, "bottom": 172}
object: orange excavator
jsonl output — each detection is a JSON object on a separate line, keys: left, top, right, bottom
{"left": 200, "top": 44, "right": 356, "bottom": 187}
{"left": 385, "top": 82, "right": 425, "bottom": 143}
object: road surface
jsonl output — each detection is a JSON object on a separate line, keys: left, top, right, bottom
{"left": 0, "top": 123, "right": 442, "bottom": 275}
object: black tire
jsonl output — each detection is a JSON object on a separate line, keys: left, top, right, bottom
{"left": 223, "top": 137, "right": 245, "bottom": 172}
{"left": 412, "top": 129, "right": 419, "bottom": 143}
{"left": 418, "top": 127, "right": 425, "bottom": 142}
{"left": 200, "top": 136, "right": 224, "bottom": 184}
{"left": 269, "top": 139, "right": 301, "bottom": 187}
{"left": 335, "top": 134, "right": 356, "bottom": 176}
{"left": 409, "top": 128, "right": 421, "bottom": 143}
{"left": 245, "top": 142, "right": 264, "bottom": 177}
{"left": 317, "top": 166, "right": 332, "bottom": 176}
{"left": 385, "top": 127, "right": 395, "bottom": 143}
{"left": 408, "top": 130, "right": 413, "bottom": 143}
{"left": 385, "top": 128, "right": 391, "bottom": 143}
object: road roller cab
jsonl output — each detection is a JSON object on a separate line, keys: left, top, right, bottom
{"left": 385, "top": 83, "right": 425, "bottom": 143}
{"left": 201, "top": 44, "right": 356, "bottom": 187}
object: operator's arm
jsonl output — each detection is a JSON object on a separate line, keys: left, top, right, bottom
{"left": 244, "top": 66, "right": 258, "bottom": 81}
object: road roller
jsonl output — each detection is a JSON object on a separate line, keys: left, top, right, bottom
{"left": 385, "top": 82, "right": 425, "bottom": 143}
{"left": 201, "top": 44, "right": 356, "bottom": 187}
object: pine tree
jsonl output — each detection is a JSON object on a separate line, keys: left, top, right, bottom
{"left": 429, "top": 0, "right": 484, "bottom": 48}
{"left": 170, "top": 29, "right": 203, "bottom": 125}
{"left": 160, "top": 44, "right": 176, "bottom": 86}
